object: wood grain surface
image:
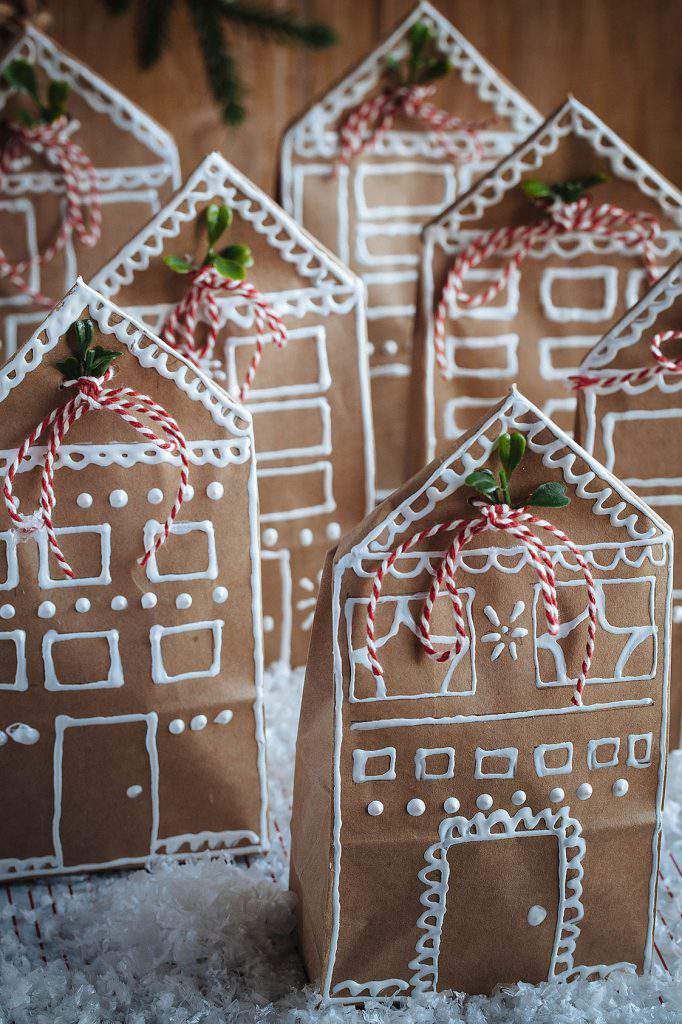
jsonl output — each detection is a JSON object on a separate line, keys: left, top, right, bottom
{"left": 42, "top": 0, "right": 680, "bottom": 201}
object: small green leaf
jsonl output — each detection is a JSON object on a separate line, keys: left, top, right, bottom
{"left": 2, "top": 59, "right": 39, "bottom": 102}
{"left": 552, "top": 172, "right": 609, "bottom": 204}
{"left": 384, "top": 54, "right": 402, "bottom": 82}
{"left": 408, "top": 21, "right": 431, "bottom": 59}
{"left": 90, "top": 349, "right": 121, "bottom": 377}
{"left": 55, "top": 356, "right": 80, "bottom": 380}
{"left": 205, "top": 203, "right": 231, "bottom": 245}
{"left": 73, "top": 318, "right": 93, "bottom": 359}
{"left": 498, "top": 431, "right": 526, "bottom": 478}
{"left": 419, "top": 57, "right": 453, "bottom": 83}
{"left": 219, "top": 243, "right": 253, "bottom": 267}
{"left": 521, "top": 179, "right": 552, "bottom": 199}
{"left": 46, "top": 79, "right": 69, "bottom": 118}
{"left": 465, "top": 468, "right": 499, "bottom": 499}
{"left": 527, "top": 481, "right": 570, "bottom": 508}
{"left": 163, "top": 254, "right": 194, "bottom": 274}
{"left": 210, "top": 255, "right": 246, "bottom": 280}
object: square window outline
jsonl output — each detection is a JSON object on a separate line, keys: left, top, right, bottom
{"left": 534, "top": 741, "right": 573, "bottom": 777}
{"left": 0, "top": 629, "right": 27, "bottom": 691}
{"left": 0, "top": 199, "right": 40, "bottom": 307}
{"left": 355, "top": 221, "right": 422, "bottom": 268}
{"left": 447, "top": 265, "right": 521, "bottom": 321}
{"left": 539, "top": 266, "right": 618, "bottom": 323}
{"left": 0, "top": 530, "right": 19, "bottom": 591}
{"left": 224, "top": 325, "right": 331, "bottom": 400}
{"left": 475, "top": 746, "right": 518, "bottom": 779}
{"left": 150, "top": 619, "right": 223, "bottom": 684}
{"left": 627, "top": 732, "right": 653, "bottom": 767}
{"left": 443, "top": 334, "right": 519, "bottom": 379}
{"left": 42, "top": 629, "right": 123, "bottom": 691}
{"left": 587, "top": 737, "right": 620, "bottom": 770}
{"left": 601, "top": 408, "right": 682, "bottom": 489}
{"left": 143, "top": 520, "right": 218, "bottom": 583}
{"left": 354, "top": 161, "right": 457, "bottom": 220}
{"left": 538, "top": 335, "right": 601, "bottom": 381}
{"left": 352, "top": 747, "right": 397, "bottom": 782}
{"left": 248, "top": 396, "right": 332, "bottom": 462}
{"left": 37, "top": 524, "right": 112, "bottom": 590}
{"left": 415, "top": 746, "right": 455, "bottom": 781}
{"left": 257, "top": 461, "right": 336, "bottom": 523}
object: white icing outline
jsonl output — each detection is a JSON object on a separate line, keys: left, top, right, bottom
{"left": 0, "top": 629, "right": 27, "bottom": 690}
{"left": 352, "top": 747, "right": 397, "bottom": 783}
{"left": 150, "top": 619, "right": 223, "bottom": 684}
{"left": 37, "top": 524, "right": 111, "bottom": 590}
{"left": 534, "top": 742, "right": 574, "bottom": 777}
{"left": 42, "top": 628, "right": 123, "bottom": 690}
{"left": 627, "top": 732, "right": 653, "bottom": 767}
{"left": 539, "top": 266, "right": 618, "bottom": 323}
{"left": 143, "top": 519, "right": 218, "bottom": 583}
{"left": 443, "top": 333, "right": 518, "bottom": 379}
{"left": 258, "top": 461, "right": 336, "bottom": 523}
{"left": 587, "top": 737, "right": 620, "bottom": 769}
{"left": 415, "top": 747, "right": 455, "bottom": 781}
{"left": 474, "top": 746, "right": 518, "bottom": 779}
{"left": 0, "top": 531, "right": 19, "bottom": 591}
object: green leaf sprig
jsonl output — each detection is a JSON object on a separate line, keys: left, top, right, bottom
{"left": 521, "top": 172, "right": 609, "bottom": 206}
{"left": 163, "top": 202, "right": 253, "bottom": 281}
{"left": 465, "top": 431, "right": 570, "bottom": 509}
{"left": 384, "top": 21, "right": 453, "bottom": 87}
{"left": 0, "top": 59, "right": 70, "bottom": 128}
{"left": 56, "top": 319, "right": 121, "bottom": 381}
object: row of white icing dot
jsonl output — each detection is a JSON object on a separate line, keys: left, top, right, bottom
{"left": 9, "top": 587, "right": 230, "bottom": 620}
{"left": 168, "top": 709, "right": 233, "bottom": 735}
{"left": 261, "top": 521, "right": 341, "bottom": 549}
{"left": 75, "top": 483, "right": 224, "bottom": 511}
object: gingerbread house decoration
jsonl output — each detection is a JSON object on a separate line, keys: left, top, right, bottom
{"left": 279, "top": 0, "right": 541, "bottom": 499}
{"left": 0, "top": 23, "right": 180, "bottom": 358}
{"left": 575, "top": 258, "right": 682, "bottom": 744}
{"left": 0, "top": 279, "right": 267, "bottom": 881}
{"left": 291, "top": 388, "right": 671, "bottom": 1002}
{"left": 91, "top": 151, "right": 375, "bottom": 669}
{"left": 412, "top": 96, "right": 682, "bottom": 473}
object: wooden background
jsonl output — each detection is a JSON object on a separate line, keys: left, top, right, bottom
{"left": 43, "top": 0, "right": 681, "bottom": 198}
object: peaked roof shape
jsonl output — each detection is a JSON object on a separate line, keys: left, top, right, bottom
{"left": 286, "top": 0, "right": 541, "bottom": 148}
{"left": 0, "top": 23, "right": 180, "bottom": 191}
{"left": 579, "top": 258, "right": 682, "bottom": 373}
{"left": 429, "top": 96, "right": 682, "bottom": 234}
{"left": 90, "top": 151, "right": 361, "bottom": 300}
{"left": 342, "top": 387, "right": 670, "bottom": 562}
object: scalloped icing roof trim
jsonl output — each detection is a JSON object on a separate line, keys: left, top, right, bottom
{"left": 0, "top": 24, "right": 180, "bottom": 183}
{"left": 579, "top": 259, "right": 682, "bottom": 373}
{"left": 428, "top": 96, "right": 682, "bottom": 235}
{"left": 434, "top": 230, "right": 682, "bottom": 260}
{"left": 0, "top": 278, "right": 252, "bottom": 441}
{"left": 90, "top": 152, "right": 361, "bottom": 302}
{"left": 342, "top": 388, "right": 670, "bottom": 566}
{"left": 285, "top": 0, "right": 541, "bottom": 148}
{"left": 0, "top": 438, "right": 251, "bottom": 474}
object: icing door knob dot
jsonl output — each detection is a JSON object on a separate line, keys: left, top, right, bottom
{"left": 407, "top": 798, "right": 426, "bottom": 816}
{"left": 126, "top": 785, "right": 142, "bottom": 799}
{"left": 367, "top": 800, "right": 384, "bottom": 816}
{"left": 527, "top": 905, "right": 547, "bottom": 926}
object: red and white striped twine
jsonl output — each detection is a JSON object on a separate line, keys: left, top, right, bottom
{"left": 366, "top": 502, "right": 597, "bottom": 706}
{"left": 571, "top": 329, "right": 682, "bottom": 391}
{"left": 2, "top": 368, "right": 189, "bottom": 579}
{"left": 434, "top": 196, "right": 661, "bottom": 377}
{"left": 0, "top": 115, "right": 102, "bottom": 305}
{"left": 336, "top": 83, "right": 490, "bottom": 169}
{"left": 161, "top": 266, "right": 287, "bottom": 402}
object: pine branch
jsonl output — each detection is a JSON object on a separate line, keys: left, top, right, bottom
{"left": 136, "top": 0, "right": 176, "bottom": 68}
{"left": 103, "top": 0, "right": 133, "bottom": 12}
{"left": 187, "top": 0, "right": 246, "bottom": 125}
{"left": 217, "top": 0, "right": 336, "bottom": 48}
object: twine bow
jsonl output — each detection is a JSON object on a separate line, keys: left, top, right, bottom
{"left": 0, "top": 114, "right": 102, "bottom": 305}
{"left": 161, "top": 266, "right": 287, "bottom": 401}
{"left": 336, "top": 83, "right": 489, "bottom": 169}
{"left": 3, "top": 368, "right": 189, "bottom": 579}
{"left": 434, "top": 196, "right": 661, "bottom": 378}
{"left": 366, "top": 502, "right": 597, "bottom": 706}
{"left": 571, "top": 329, "right": 682, "bottom": 391}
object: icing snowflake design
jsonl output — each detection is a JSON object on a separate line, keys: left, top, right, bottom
{"left": 296, "top": 571, "right": 322, "bottom": 631}
{"left": 481, "top": 602, "right": 528, "bottom": 661}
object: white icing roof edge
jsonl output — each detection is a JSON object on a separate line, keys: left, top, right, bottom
{"left": 426, "top": 96, "right": 682, "bottom": 237}
{"left": 0, "top": 24, "right": 180, "bottom": 182}
{"left": 343, "top": 387, "right": 672, "bottom": 564}
{"left": 90, "top": 152, "right": 363, "bottom": 300}
{"left": 0, "top": 278, "right": 253, "bottom": 440}
{"left": 579, "top": 258, "right": 682, "bottom": 372}
{"left": 284, "top": 0, "right": 541, "bottom": 145}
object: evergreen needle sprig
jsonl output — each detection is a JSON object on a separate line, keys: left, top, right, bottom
{"left": 521, "top": 172, "right": 609, "bottom": 205}
{"left": 465, "top": 431, "right": 570, "bottom": 509}
{"left": 163, "top": 202, "right": 252, "bottom": 280}
{"left": 0, "top": 58, "right": 69, "bottom": 127}
{"left": 384, "top": 20, "right": 452, "bottom": 87}
{"left": 56, "top": 319, "right": 121, "bottom": 381}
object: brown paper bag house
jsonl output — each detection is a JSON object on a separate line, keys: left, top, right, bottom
{"left": 90, "top": 152, "right": 375, "bottom": 669}
{"left": 574, "top": 259, "right": 682, "bottom": 746}
{"left": 0, "top": 23, "right": 180, "bottom": 360}
{"left": 290, "top": 388, "right": 671, "bottom": 1002}
{"left": 0, "top": 279, "right": 267, "bottom": 882}
{"left": 279, "top": 0, "right": 541, "bottom": 499}
{"left": 410, "top": 96, "right": 682, "bottom": 476}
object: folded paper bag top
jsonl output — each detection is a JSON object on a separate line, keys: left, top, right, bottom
{"left": 0, "top": 279, "right": 267, "bottom": 882}
{"left": 290, "top": 387, "right": 671, "bottom": 1002}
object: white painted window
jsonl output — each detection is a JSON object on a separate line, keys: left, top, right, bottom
{"left": 0, "top": 531, "right": 19, "bottom": 591}
{"left": 143, "top": 520, "right": 218, "bottom": 583}
{"left": 601, "top": 408, "right": 682, "bottom": 489}
{"left": 354, "top": 162, "right": 456, "bottom": 220}
{"left": 540, "top": 266, "right": 618, "bottom": 323}
{"left": 444, "top": 334, "right": 518, "bottom": 379}
{"left": 415, "top": 747, "right": 455, "bottom": 780}
{"left": 587, "top": 737, "right": 620, "bottom": 769}
{"left": 538, "top": 336, "right": 600, "bottom": 381}
{"left": 0, "top": 199, "right": 40, "bottom": 307}
{"left": 225, "top": 325, "right": 330, "bottom": 399}
{"left": 249, "top": 397, "right": 332, "bottom": 461}
{"left": 475, "top": 747, "right": 518, "bottom": 779}
{"left": 0, "top": 630, "right": 27, "bottom": 691}
{"left": 447, "top": 266, "right": 520, "bottom": 321}
{"left": 37, "top": 525, "right": 112, "bottom": 590}
{"left": 627, "top": 732, "right": 653, "bottom": 767}
{"left": 42, "top": 629, "right": 123, "bottom": 691}
{"left": 150, "top": 619, "right": 223, "bottom": 684}
{"left": 534, "top": 742, "right": 573, "bottom": 777}
{"left": 355, "top": 222, "right": 422, "bottom": 267}
{"left": 352, "top": 747, "right": 397, "bottom": 782}
{"left": 443, "top": 396, "right": 497, "bottom": 440}
{"left": 257, "top": 461, "right": 335, "bottom": 522}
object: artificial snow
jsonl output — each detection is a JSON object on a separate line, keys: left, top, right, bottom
{"left": 2, "top": 664, "right": 682, "bottom": 1023}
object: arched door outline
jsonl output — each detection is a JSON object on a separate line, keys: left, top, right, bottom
{"left": 409, "top": 804, "right": 586, "bottom": 993}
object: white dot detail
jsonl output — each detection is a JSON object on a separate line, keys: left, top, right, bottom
{"left": 190, "top": 715, "right": 208, "bottom": 731}
{"left": 549, "top": 788, "right": 565, "bottom": 803}
{"left": 511, "top": 790, "right": 526, "bottom": 806}
{"left": 577, "top": 783, "right": 593, "bottom": 800}
{"left": 299, "top": 528, "right": 313, "bottom": 547}
{"left": 443, "top": 797, "right": 460, "bottom": 814}
{"left": 212, "top": 586, "right": 228, "bottom": 604}
{"left": 206, "top": 482, "right": 224, "bottom": 500}
{"left": 168, "top": 719, "right": 185, "bottom": 735}
{"left": 183, "top": 484, "right": 195, "bottom": 501}
{"left": 263, "top": 615, "right": 275, "bottom": 633}
{"left": 126, "top": 785, "right": 142, "bottom": 799}
{"left": 262, "top": 528, "right": 278, "bottom": 548}
{"left": 476, "top": 794, "right": 494, "bottom": 811}
{"left": 175, "top": 593, "right": 192, "bottom": 610}
{"left": 367, "top": 800, "right": 384, "bottom": 816}
{"left": 674, "top": 606, "right": 682, "bottom": 624}
{"left": 75, "top": 598, "right": 90, "bottom": 613}
{"left": 38, "top": 601, "right": 56, "bottom": 619}
{"left": 214, "top": 710, "right": 233, "bottom": 725}
{"left": 326, "top": 521, "right": 341, "bottom": 541}
{"left": 141, "top": 592, "right": 157, "bottom": 609}
{"left": 407, "top": 798, "right": 426, "bottom": 817}
{"left": 613, "top": 778, "right": 629, "bottom": 797}
{"left": 111, "top": 596, "right": 128, "bottom": 611}
{"left": 527, "top": 905, "right": 547, "bottom": 926}
{"left": 77, "top": 492, "right": 93, "bottom": 509}
{"left": 383, "top": 340, "right": 399, "bottom": 356}
{"left": 109, "top": 489, "right": 128, "bottom": 508}
{"left": 0, "top": 604, "right": 15, "bottom": 619}
{"left": 147, "top": 488, "right": 163, "bottom": 505}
